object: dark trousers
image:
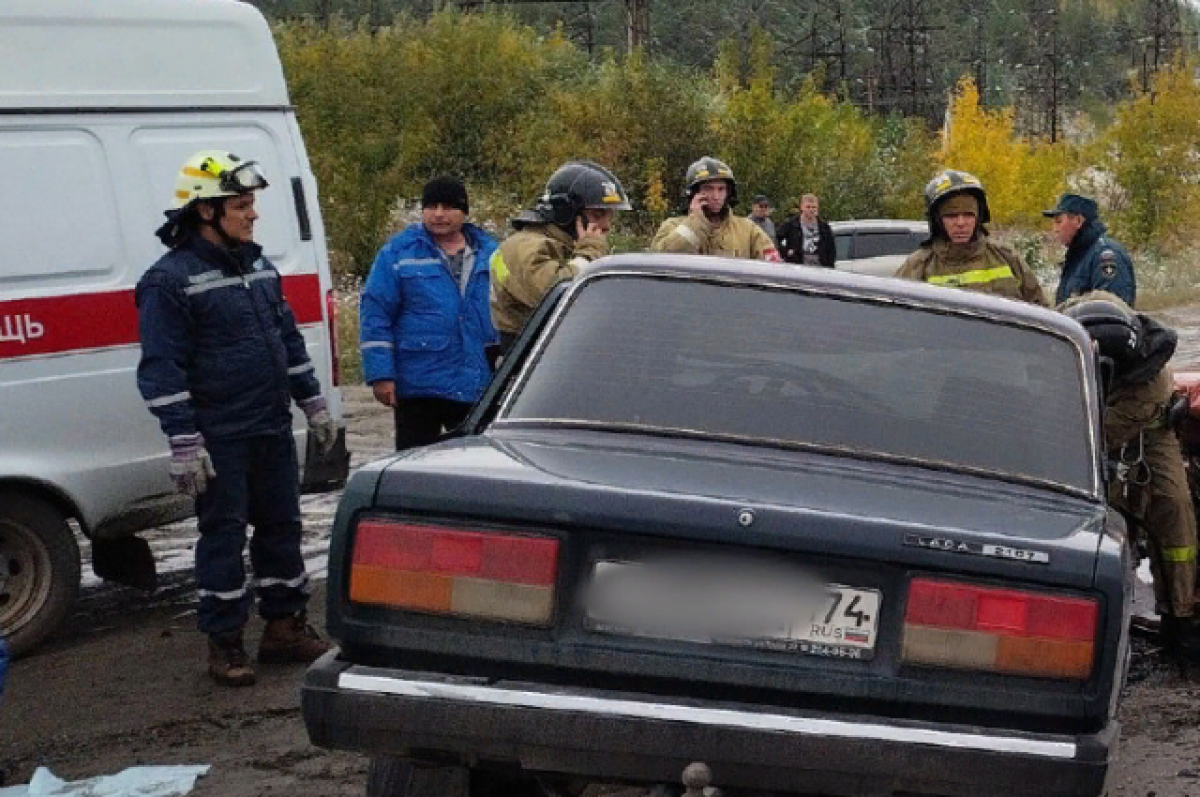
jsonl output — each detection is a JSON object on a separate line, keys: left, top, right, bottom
{"left": 393, "top": 397, "right": 472, "bottom": 451}
{"left": 498, "top": 331, "right": 519, "bottom": 356}
{"left": 194, "top": 430, "right": 308, "bottom": 637}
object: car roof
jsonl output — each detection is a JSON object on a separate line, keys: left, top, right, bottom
{"left": 829, "top": 219, "right": 927, "bottom": 234}
{"left": 578, "top": 253, "right": 1089, "bottom": 349}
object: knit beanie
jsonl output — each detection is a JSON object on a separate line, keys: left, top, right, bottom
{"left": 422, "top": 176, "right": 469, "bottom": 214}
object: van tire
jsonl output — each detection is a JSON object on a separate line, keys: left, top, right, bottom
{"left": 0, "top": 494, "right": 81, "bottom": 657}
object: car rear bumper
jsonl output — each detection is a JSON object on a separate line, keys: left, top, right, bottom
{"left": 302, "top": 651, "right": 1115, "bottom": 797}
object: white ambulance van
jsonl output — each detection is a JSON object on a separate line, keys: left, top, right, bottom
{"left": 0, "top": 0, "right": 349, "bottom": 655}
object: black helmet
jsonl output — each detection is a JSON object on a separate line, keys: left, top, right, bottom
{"left": 685, "top": 156, "right": 738, "bottom": 207}
{"left": 1062, "top": 294, "right": 1141, "bottom": 367}
{"left": 924, "top": 169, "right": 991, "bottom": 239}
{"left": 517, "top": 160, "right": 631, "bottom": 229}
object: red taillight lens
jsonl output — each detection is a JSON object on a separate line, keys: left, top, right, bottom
{"left": 349, "top": 520, "right": 559, "bottom": 625}
{"left": 326, "top": 288, "right": 340, "bottom": 387}
{"left": 903, "top": 578, "right": 1097, "bottom": 680}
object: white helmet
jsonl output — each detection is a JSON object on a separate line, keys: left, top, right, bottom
{"left": 171, "top": 150, "right": 268, "bottom": 210}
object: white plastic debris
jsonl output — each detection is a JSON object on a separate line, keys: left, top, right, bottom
{"left": 0, "top": 765, "right": 210, "bottom": 797}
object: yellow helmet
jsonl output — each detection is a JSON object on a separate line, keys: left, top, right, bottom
{"left": 171, "top": 150, "right": 269, "bottom": 209}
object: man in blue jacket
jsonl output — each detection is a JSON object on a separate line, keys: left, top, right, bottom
{"left": 360, "top": 177, "right": 499, "bottom": 450}
{"left": 1044, "top": 192, "right": 1136, "bottom": 307}
{"left": 136, "top": 150, "right": 336, "bottom": 687}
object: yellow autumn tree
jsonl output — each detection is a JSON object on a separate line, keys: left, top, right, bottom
{"left": 940, "top": 78, "right": 1071, "bottom": 228}
{"left": 1093, "top": 63, "right": 1200, "bottom": 248}
{"left": 712, "top": 32, "right": 930, "bottom": 221}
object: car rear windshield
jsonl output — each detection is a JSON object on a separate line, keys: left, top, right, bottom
{"left": 503, "top": 276, "right": 1096, "bottom": 494}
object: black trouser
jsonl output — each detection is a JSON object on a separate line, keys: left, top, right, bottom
{"left": 498, "top": 331, "right": 519, "bottom": 356}
{"left": 194, "top": 430, "right": 307, "bottom": 637}
{"left": 393, "top": 397, "right": 472, "bottom": 451}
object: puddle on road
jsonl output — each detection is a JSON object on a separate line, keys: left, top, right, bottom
{"left": 76, "top": 387, "right": 395, "bottom": 620}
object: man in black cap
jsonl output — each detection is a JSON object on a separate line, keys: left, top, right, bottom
{"left": 360, "top": 176, "right": 500, "bottom": 449}
{"left": 747, "top": 194, "right": 776, "bottom": 241}
{"left": 1044, "top": 192, "right": 1136, "bottom": 306}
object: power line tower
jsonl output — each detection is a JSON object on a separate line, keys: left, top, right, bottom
{"left": 971, "top": 12, "right": 989, "bottom": 105}
{"left": 783, "top": 3, "right": 850, "bottom": 95}
{"left": 1140, "top": 0, "right": 1185, "bottom": 92}
{"left": 1024, "top": 3, "right": 1063, "bottom": 141}
{"left": 456, "top": 0, "right": 649, "bottom": 49}
{"left": 625, "top": 0, "right": 650, "bottom": 50}
{"left": 869, "top": 0, "right": 942, "bottom": 121}
{"left": 313, "top": 0, "right": 333, "bottom": 27}
{"left": 571, "top": 2, "right": 597, "bottom": 55}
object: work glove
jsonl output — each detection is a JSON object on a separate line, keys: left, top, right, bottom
{"left": 300, "top": 395, "right": 337, "bottom": 456}
{"left": 168, "top": 433, "right": 217, "bottom": 498}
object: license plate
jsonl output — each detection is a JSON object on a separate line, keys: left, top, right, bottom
{"left": 585, "top": 559, "right": 882, "bottom": 660}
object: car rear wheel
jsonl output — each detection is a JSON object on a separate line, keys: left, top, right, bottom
{"left": 365, "top": 758, "right": 541, "bottom": 797}
{"left": 0, "top": 493, "right": 81, "bottom": 656}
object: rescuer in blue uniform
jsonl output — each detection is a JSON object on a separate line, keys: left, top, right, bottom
{"left": 136, "top": 150, "right": 336, "bottom": 687}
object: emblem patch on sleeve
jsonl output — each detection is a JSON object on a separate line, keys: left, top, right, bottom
{"left": 1100, "top": 250, "right": 1117, "bottom": 278}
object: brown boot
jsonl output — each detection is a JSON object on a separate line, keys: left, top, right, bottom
{"left": 208, "top": 631, "right": 257, "bottom": 687}
{"left": 258, "top": 612, "right": 331, "bottom": 664}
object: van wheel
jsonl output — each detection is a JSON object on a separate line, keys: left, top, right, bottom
{"left": 0, "top": 494, "right": 81, "bottom": 656}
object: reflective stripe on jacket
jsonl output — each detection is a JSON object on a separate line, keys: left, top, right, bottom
{"left": 895, "top": 238, "right": 1048, "bottom": 306}
{"left": 490, "top": 223, "right": 607, "bottom": 336}
{"left": 359, "top": 222, "right": 498, "bottom": 403}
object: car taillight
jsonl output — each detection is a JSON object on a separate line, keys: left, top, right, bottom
{"left": 348, "top": 520, "right": 559, "bottom": 626}
{"left": 326, "top": 288, "right": 340, "bottom": 387}
{"left": 902, "top": 578, "right": 1097, "bottom": 680}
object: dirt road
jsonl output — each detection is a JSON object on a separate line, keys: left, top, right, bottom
{"left": 6, "top": 350, "right": 1200, "bottom": 795}
{"left": 0, "top": 387, "right": 396, "bottom": 796}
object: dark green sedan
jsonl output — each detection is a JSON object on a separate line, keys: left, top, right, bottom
{"left": 304, "top": 254, "right": 1130, "bottom": 797}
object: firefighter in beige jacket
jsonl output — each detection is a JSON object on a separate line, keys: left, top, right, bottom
{"left": 651, "top": 157, "right": 780, "bottom": 261}
{"left": 490, "top": 161, "right": 631, "bottom": 352}
{"left": 1063, "top": 292, "right": 1200, "bottom": 658}
{"left": 896, "top": 169, "right": 1047, "bottom": 306}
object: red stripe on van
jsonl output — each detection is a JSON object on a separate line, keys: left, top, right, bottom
{"left": 0, "top": 290, "right": 138, "bottom": 360}
{"left": 0, "top": 273, "right": 324, "bottom": 361}
{"left": 282, "top": 274, "right": 323, "bottom": 325}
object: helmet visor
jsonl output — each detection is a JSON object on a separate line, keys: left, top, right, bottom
{"left": 219, "top": 161, "right": 269, "bottom": 194}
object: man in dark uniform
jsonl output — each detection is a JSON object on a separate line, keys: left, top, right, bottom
{"left": 1045, "top": 193, "right": 1136, "bottom": 306}
{"left": 136, "top": 150, "right": 336, "bottom": 686}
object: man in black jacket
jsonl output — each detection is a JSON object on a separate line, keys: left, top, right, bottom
{"left": 777, "top": 194, "right": 835, "bottom": 268}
